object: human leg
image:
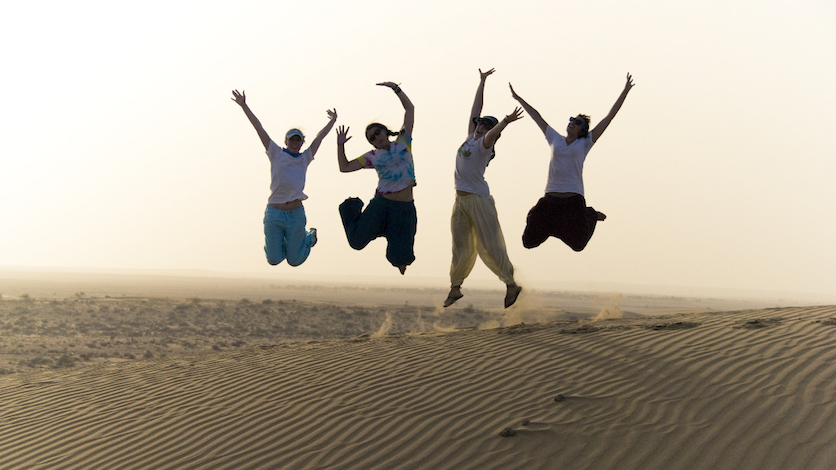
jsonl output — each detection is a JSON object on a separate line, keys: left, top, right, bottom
{"left": 470, "top": 196, "right": 515, "bottom": 285}
{"left": 449, "top": 196, "right": 479, "bottom": 287}
{"left": 446, "top": 196, "right": 477, "bottom": 307}
{"left": 339, "top": 197, "right": 385, "bottom": 251}
{"left": 263, "top": 206, "right": 287, "bottom": 265}
{"left": 284, "top": 206, "right": 314, "bottom": 267}
{"left": 383, "top": 199, "right": 417, "bottom": 269}
{"left": 521, "top": 197, "right": 552, "bottom": 249}
{"left": 558, "top": 197, "right": 598, "bottom": 252}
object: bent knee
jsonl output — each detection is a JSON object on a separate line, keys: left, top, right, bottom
{"left": 348, "top": 240, "right": 367, "bottom": 251}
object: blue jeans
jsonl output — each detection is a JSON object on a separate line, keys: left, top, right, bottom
{"left": 263, "top": 205, "right": 314, "bottom": 266}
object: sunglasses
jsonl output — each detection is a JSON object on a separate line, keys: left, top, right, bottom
{"left": 476, "top": 119, "right": 497, "bottom": 129}
{"left": 568, "top": 117, "right": 586, "bottom": 126}
{"left": 368, "top": 128, "right": 382, "bottom": 140}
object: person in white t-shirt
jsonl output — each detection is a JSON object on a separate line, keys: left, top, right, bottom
{"left": 509, "top": 74, "right": 634, "bottom": 251}
{"left": 445, "top": 68, "right": 524, "bottom": 309}
{"left": 231, "top": 89, "right": 336, "bottom": 266}
{"left": 336, "top": 82, "right": 416, "bottom": 275}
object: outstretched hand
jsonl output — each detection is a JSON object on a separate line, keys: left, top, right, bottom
{"left": 336, "top": 125, "right": 352, "bottom": 145}
{"left": 231, "top": 89, "right": 246, "bottom": 106}
{"left": 479, "top": 68, "right": 495, "bottom": 81}
{"left": 376, "top": 81, "right": 400, "bottom": 90}
{"left": 508, "top": 83, "right": 520, "bottom": 100}
{"left": 624, "top": 73, "right": 635, "bottom": 92}
{"left": 504, "top": 107, "right": 524, "bottom": 123}
{"left": 327, "top": 108, "right": 337, "bottom": 121}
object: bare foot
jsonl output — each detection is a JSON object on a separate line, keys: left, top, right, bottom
{"left": 398, "top": 265, "right": 407, "bottom": 275}
{"left": 596, "top": 211, "right": 607, "bottom": 221}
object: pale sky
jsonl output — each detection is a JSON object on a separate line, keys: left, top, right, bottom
{"left": 1, "top": 0, "right": 834, "bottom": 297}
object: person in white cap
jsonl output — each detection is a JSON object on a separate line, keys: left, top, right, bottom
{"left": 231, "top": 89, "right": 336, "bottom": 266}
{"left": 445, "top": 68, "right": 524, "bottom": 309}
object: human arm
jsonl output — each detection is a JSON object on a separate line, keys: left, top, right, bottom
{"left": 377, "top": 82, "right": 414, "bottom": 136}
{"left": 336, "top": 125, "right": 363, "bottom": 173}
{"left": 469, "top": 68, "right": 494, "bottom": 134}
{"left": 483, "top": 107, "right": 524, "bottom": 149}
{"left": 307, "top": 109, "right": 338, "bottom": 157}
{"left": 590, "top": 73, "right": 634, "bottom": 143}
{"left": 509, "top": 83, "right": 549, "bottom": 135}
{"left": 231, "top": 90, "right": 271, "bottom": 151}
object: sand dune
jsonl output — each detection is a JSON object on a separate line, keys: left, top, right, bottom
{"left": 2, "top": 306, "right": 836, "bottom": 469}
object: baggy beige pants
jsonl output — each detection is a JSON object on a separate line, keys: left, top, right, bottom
{"left": 449, "top": 193, "right": 515, "bottom": 287}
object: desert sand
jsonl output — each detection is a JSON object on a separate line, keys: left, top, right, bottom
{"left": 1, "top": 273, "right": 835, "bottom": 469}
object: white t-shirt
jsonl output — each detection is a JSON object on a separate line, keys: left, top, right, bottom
{"left": 544, "top": 126, "right": 594, "bottom": 196}
{"left": 454, "top": 134, "right": 493, "bottom": 198}
{"left": 266, "top": 140, "right": 314, "bottom": 205}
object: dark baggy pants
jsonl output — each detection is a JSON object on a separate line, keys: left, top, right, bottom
{"left": 339, "top": 196, "right": 417, "bottom": 267}
{"left": 522, "top": 194, "right": 599, "bottom": 251}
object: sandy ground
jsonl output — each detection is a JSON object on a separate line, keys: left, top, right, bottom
{"left": 1, "top": 274, "right": 835, "bottom": 469}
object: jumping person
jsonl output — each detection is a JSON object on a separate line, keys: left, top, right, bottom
{"left": 445, "top": 68, "right": 524, "bottom": 309}
{"left": 509, "top": 73, "right": 634, "bottom": 251}
{"left": 336, "top": 82, "right": 416, "bottom": 275}
{"left": 231, "top": 89, "right": 337, "bottom": 266}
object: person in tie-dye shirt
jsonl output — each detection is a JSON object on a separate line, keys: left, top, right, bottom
{"left": 336, "top": 82, "right": 416, "bottom": 275}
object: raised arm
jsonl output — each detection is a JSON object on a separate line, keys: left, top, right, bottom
{"left": 231, "top": 90, "right": 271, "bottom": 151}
{"left": 469, "top": 68, "right": 494, "bottom": 134}
{"left": 336, "top": 125, "right": 363, "bottom": 173}
{"left": 307, "top": 109, "right": 338, "bottom": 156}
{"left": 377, "top": 82, "right": 414, "bottom": 136}
{"left": 590, "top": 73, "right": 634, "bottom": 143}
{"left": 509, "top": 83, "right": 549, "bottom": 135}
{"left": 483, "top": 107, "right": 524, "bottom": 149}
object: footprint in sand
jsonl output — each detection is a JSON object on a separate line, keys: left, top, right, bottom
{"left": 520, "top": 419, "right": 551, "bottom": 431}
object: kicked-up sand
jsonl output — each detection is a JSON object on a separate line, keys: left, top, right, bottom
{"left": 2, "top": 304, "right": 836, "bottom": 468}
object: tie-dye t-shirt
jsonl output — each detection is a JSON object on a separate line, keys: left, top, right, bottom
{"left": 358, "top": 131, "right": 416, "bottom": 195}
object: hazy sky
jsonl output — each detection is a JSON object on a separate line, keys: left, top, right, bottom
{"left": 1, "top": 0, "right": 834, "bottom": 296}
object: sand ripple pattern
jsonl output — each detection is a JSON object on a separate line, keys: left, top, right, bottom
{"left": 1, "top": 306, "right": 836, "bottom": 469}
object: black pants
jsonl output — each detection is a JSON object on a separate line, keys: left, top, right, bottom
{"left": 522, "top": 194, "right": 598, "bottom": 251}
{"left": 339, "top": 196, "right": 417, "bottom": 267}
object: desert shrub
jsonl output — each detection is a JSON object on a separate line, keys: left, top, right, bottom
{"left": 26, "top": 357, "right": 52, "bottom": 366}
{"left": 55, "top": 355, "right": 75, "bottom": 368}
